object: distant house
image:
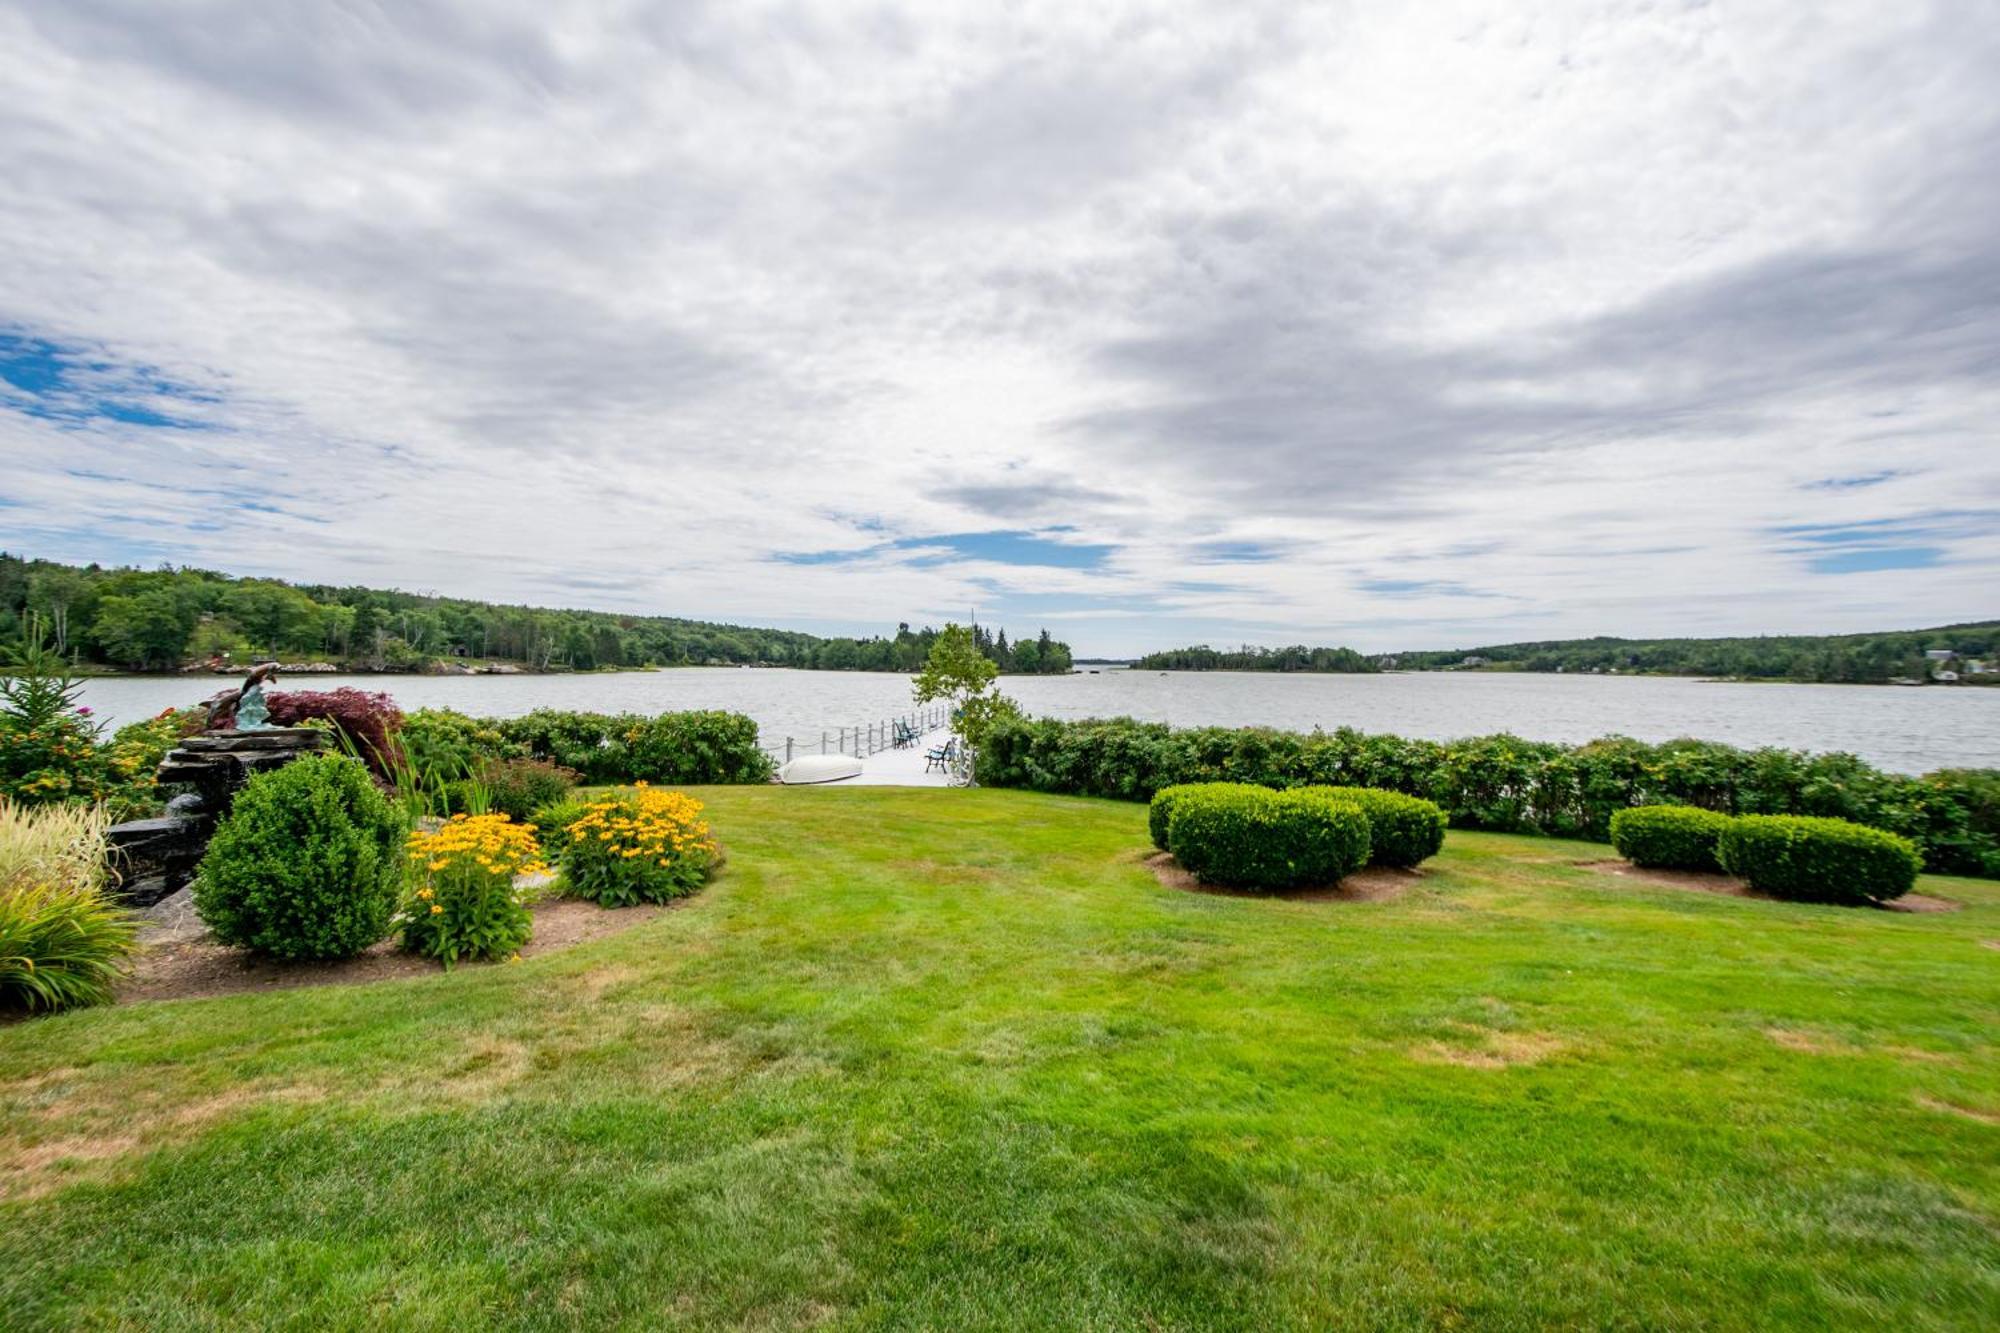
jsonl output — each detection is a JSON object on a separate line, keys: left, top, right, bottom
{"left": 1964, "top": 659, "right": 1994, "bottom": 674}
{"left": 1924, "top": 649, "right": 1957, "bottom": 662}
{"left": 1461, "top": 655, "right": 1489, "bottom": 668}
{"left": 1934, "top": 669, "right": 1961, "bottom": 683}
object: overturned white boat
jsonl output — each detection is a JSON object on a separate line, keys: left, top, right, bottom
{"left": 778, "top": 754, "right": 863, "bottom": 785}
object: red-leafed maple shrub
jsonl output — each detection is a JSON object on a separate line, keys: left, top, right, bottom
{"left": 263, "top": 688, "right": 405, "bottom": 777}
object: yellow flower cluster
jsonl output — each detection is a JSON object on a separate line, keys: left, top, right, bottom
{"left": 565, "top": 788, "right": 717, "bottom": 868}
{"left": 406, "top": 812, "right": 549, "bottom": 880}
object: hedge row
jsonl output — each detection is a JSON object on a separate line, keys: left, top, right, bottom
{"left": 399, "top": 707, "right": 774, "bottom": 786}
{"left": 975, "top": 716, "right": 2000, "bottom": 879}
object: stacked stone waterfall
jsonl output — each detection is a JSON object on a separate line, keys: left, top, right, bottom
{"left": 104, "top": 728, "right": 326, "bottom": 905}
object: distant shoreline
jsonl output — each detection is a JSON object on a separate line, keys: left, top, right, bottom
{"left": 1136, "top": 667, "right": 1994, "bottom": 688}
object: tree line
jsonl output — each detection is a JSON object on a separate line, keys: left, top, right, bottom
{"left": 0, "top": 554, "right": 1074, "bottom": 676}
{"left": 1134, "top": 644, "right": 1379, "bottom": 673}
{"left": 1391, "top": 623, "right": 2000, "bottom": 683}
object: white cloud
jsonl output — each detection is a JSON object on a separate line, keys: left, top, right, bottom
{"left": 2, "top": 0, "right": 1995, "bottom": 655}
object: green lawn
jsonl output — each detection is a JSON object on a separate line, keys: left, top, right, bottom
{"left": 4, "top": 787, "right": 1996, "bottom": 1330}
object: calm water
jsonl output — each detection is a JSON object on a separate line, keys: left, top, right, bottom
{"left": 76, "top": 668, "right": 2000, "bottom": 774}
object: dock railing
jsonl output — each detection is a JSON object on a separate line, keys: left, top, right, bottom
{"left": 759, "top": 703, "right": 953, "bottom": 765}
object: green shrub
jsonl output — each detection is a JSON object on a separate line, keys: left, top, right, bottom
{"left": 1298, "top": 786, "right": 1446, "bottom": 867}
{"left": 1717, "top": 815, "right": 1922, "bottom": 905}
{"left": 493, "top": 710, "right": 641, "bottom": 782}
{"left": 1609, "top": 805, "right": 1733, "bottom": 872}
{"left": 624, "top": 710, "right": 774, "bottom": 784}
{"left": 194, "top": 754, "right": 406, "bottom": 959}
{"left": 559, "top": 788, "right": 720, "bottom": 907}
{"left": 528, "top": 796, "right": 595, "bottom": 857}
{"left": 1897, "top": 768, "right": 2000, "bottom": 878}
{"left": 0, "top": 634, "right": 121, "bottom": 809}
{"left": 1166, "top": 785, "right": 1371, "bottom": 891}
{"left": 99, "top": 706, "right": 205, "bottom": 819}
{"left": 400, "top": 814, "right": 540, "bottom": 965}
{"left": 1148, "top": 782, "right": 1263, "bottom": 851}
{"left": 466, "top": 757, "right": 578, "bottom": 822}
{"left": 398, "top": 707, "right": 521, "bottom": 777}
{"left": 495, "top": 709, "right": 773, "bottom": 785}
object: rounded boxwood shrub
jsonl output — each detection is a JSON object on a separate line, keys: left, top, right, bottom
{"left": 1609, "top": 805, "right": 1733, "bottom": 872}
{"left": 194, "top": 754, "right": 406, "bottom": 959}
{"left": 1166, "top": 785, "right": 1371, "bottom": 891}
{"left": 1716, "top": 814, "right": 1922, "bottom": 905}
{"left": 1298, "top": 786, "right": 1446, "bottom": 867}
{"left": 1148, "top": 782, "right": 1263, "bottom": 851}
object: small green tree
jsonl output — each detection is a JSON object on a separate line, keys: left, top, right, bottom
{"left": 913, "top": 624, "right": 1022, "bottom": 783}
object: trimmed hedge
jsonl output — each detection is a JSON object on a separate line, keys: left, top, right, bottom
{"left": 1609, "top": 805, "right": 1732, "bottom": 872}
{"left": 975, "top": 716, "right": 1998, "bottom": 879}
{"left": 1300, "top": 786, "right": 1445, "bottom": 867}
{"left": 1718, "top": 815, "right": 1922, "bottom": 906}
{"left": 1165, "top": 785, "right": 1371, "bottom": 891}
{"left": 1149, "top": 782, "right": 1263, "bottom": 851}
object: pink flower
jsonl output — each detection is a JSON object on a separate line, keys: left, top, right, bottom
{"left": 77, "top": 707, "right": 93, "bottom": 716}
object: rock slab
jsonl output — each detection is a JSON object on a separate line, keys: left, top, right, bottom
{"left": 105, "top": 728, "right": 327, "bottom": 905}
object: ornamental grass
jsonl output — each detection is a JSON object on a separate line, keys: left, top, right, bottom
{"left": 0, "top": 798, "right": 137, "bottom": 1013}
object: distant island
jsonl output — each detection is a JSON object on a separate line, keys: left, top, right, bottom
{"left": 1141, "top": 624, "right": 2000, "bottom": 686}
{"left": 0, "top": 553, "right": 1073, "bottom": 677}
{"left": 1388, "top": 623, "right": 2000, "bottom": 685}
{"left": 1134, "top": 645, "right": 1378, "bottom": 673}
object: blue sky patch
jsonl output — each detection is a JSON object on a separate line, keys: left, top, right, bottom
{"left": 1806, "top": 546, "right": 1943, "bottom": 575}
{"left": 1190, "top": 540, "right": 1279, "bottom": 563}
{"left": 1803, "top": 470, "right": 1901, "bottom": 491}
{"left": 779, "top": 529, "right": 1114, "bottom": 570}
{"left": 1773, "top": 513, "right": 1980, "bottom": 575}
{"left": 1359, "top": 578, "right": 1490, "bottom": 598}
{"left": 0, "top": 329, "right": 217, "bottom": 430}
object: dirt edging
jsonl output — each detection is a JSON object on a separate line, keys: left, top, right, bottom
{"left": 120, "top": 893, "right": 675, "bottom": 1004}
{"left": 1142, "top": 850, "right": 1421, "bottom": 902}
{"left": 1572, "top": 859, "right": 1958, "bottom": 913}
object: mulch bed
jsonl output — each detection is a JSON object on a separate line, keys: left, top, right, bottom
{"left": 121, "top": 890, "right": 672, "bottom": 1003}
{"left": 1572, "top": 859, "right": 1958, "bottom": 913}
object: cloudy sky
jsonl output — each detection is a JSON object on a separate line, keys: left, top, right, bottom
{"left": 2, "top": 1, "right": 1996, "bottom": 655}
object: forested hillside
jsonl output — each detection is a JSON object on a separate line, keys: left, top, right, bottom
{"left": 0, "top": 554, "right": 1072, "bottom": 675}
{"left": 1393, "top": 623, "right": 2000, "bottom": 683}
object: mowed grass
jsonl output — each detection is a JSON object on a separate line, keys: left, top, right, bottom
{"left": 2, "top": 787, "right": 1996, "bottom": 1330}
